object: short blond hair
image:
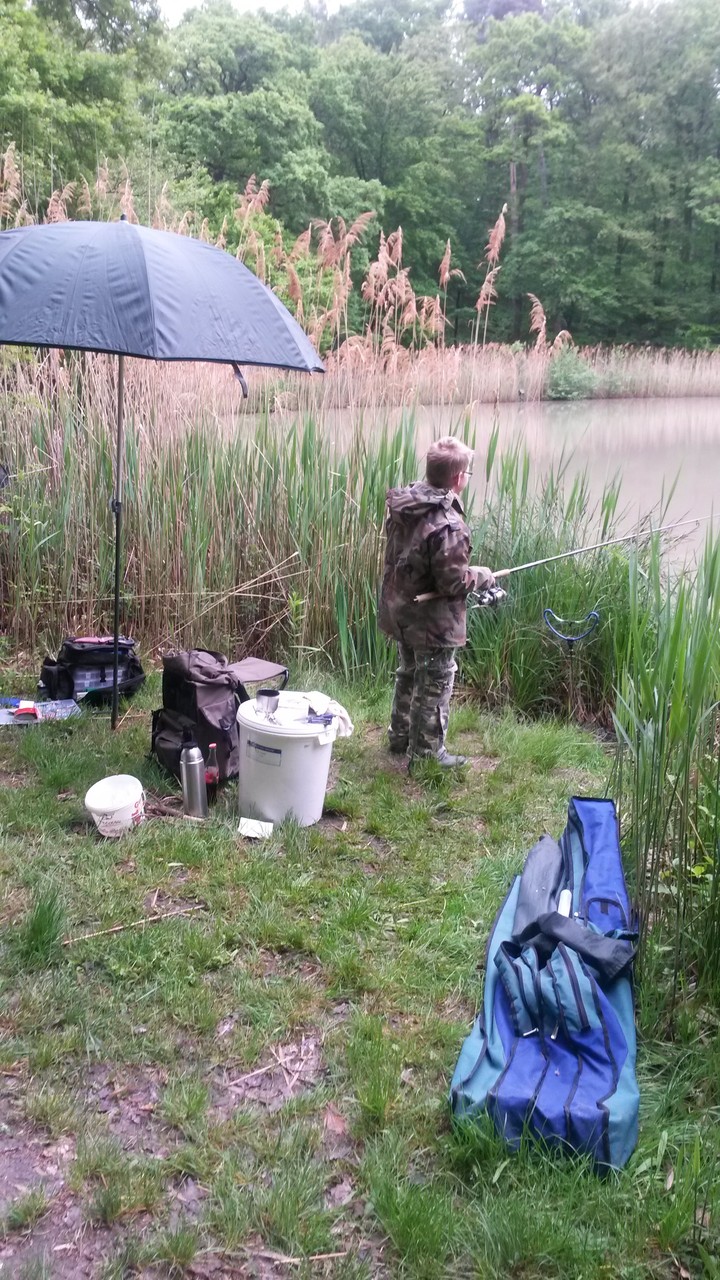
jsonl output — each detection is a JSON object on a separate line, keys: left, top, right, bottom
{"left": 425, "top": 437, "right": 473, "bottom": 489}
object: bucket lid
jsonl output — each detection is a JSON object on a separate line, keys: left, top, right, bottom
{"left": 237, "top": 692, "right": 335, "bottom": 739}
{"left": 84, "top": 773, "right": 143, "bottom": 813}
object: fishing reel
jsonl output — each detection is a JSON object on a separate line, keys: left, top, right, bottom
{"left": 468, "top": 584, "right": 507, "bottom": 609}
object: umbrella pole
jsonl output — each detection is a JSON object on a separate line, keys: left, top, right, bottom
{"left": 111, "top": 354, "right": 125, "bottom": 730}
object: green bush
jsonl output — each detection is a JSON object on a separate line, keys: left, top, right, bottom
{"left": 546, "top": 347, "right": 598, "bottom": 400}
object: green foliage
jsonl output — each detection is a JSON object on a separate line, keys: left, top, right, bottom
{"left": 546, "top": 347, "right": 599, "bottom": 400}
{"left": 166, "top": 6, "right": 302, "bottom": 97}
{"left": 162, "top": 83, "right": 330, "bottom": 229}
{"left": 31, "top": 0, "right": 163, "bottom": 58}
{"left": 325, "top": 0, "right": 452, "bottom": 54}
{"left": 0, "top": 0, "right": 148, "bottom": 199}
{"left": 309, "top": 37, "right": 441, "bottom": 189}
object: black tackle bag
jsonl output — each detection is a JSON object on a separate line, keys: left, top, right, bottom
{"left": 39, "top": 636, "right": 145, "bottom": 704}
{"left": 151, "top": 649, "right": 288, "bottom": 782}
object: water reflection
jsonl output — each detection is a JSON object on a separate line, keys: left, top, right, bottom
{"left": 479, "top": 398, "right": 720, "bottom": 557}
{"left": 320, "top": 396, "right": 719, "bottom": 557}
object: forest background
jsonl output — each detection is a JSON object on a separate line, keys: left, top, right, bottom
{"left": 2, "top": 0, "right": 720, "bottom": 352}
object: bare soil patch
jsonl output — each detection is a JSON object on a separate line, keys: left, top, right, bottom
{"left": 470, "top": 754, "right": 499, "bottom": 773}
{"left": 0, "top": 768, "right": 27, "bottom": 788}
{"left": 250, "top": 948, "right": 323, "bottom": 985}
{"left": 141, "top": 887, "right": 205, "bottom": 916}
{"left": 213, "top": 1032, "right": 326, "bottom": 1116}
{"left": 85, "top": 1063, "right": 173, "bottom": 1156}
{"left": 0, "top": 1201, "right": 121, "bottom": 1280}
{"left": 0, "top": 1072, "right": 95, "bottom": 1279}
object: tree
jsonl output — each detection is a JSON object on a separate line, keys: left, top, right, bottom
{"left": 322, "top": 0, "right": 452, "bottom": 54}
{"left": 166, "top": 3, "right": 308, "bottom": 97}
{"left": 31, "top": 0, "right": 163, "bottom": 64}
{"left": 1, "top": 0, "right": 145, "bottom": 199}
{"left": 464, "top": 0, "right": 543, "bottom": 28}
{"left": 310, "top": 37, "right": 442, "bottom": 188}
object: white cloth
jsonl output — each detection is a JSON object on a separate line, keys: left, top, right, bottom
{"left": 238, "top": 817, "right": 273, "bottom": 839}
{"left": 302, "top": 691, "right": 354, "bottom": 738}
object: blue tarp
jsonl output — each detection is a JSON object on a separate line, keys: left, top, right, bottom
{"left": 450, "top": 797, "right": 639, "bottom": 1171}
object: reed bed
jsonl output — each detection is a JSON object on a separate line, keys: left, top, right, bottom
{"left": 315, "top": 343, "right": 720, "bottom": 408}
{"left": 0, "top": 359, "right": 689, "bottom": 713}
{"left": 44, "top": 343, "right": 720, "bottom": 418}
{"left": 0, "top": 365, "right": 420, "bottom": 666}
{"left": 461, "top": 431, "right": 646, "bottom": 721}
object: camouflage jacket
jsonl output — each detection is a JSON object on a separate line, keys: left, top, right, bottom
{"left": 377, "top": 482, "right": 473, "bottom": 650}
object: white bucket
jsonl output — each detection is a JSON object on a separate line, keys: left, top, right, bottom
{"left": 85, "top": 774, "right": 145, "bottom": 838}
{"left": 237, "top": 691, "right": 337, "bottom": 827}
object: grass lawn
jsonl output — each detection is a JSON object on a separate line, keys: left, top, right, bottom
{"left": 0, "top": 675, "right": 718, "bottom": 1279}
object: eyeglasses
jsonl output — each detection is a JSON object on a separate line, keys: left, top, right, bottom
{"left": 463, "top": 469, "right": 473, "bottom": 477}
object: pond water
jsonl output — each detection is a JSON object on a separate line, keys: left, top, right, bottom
{"left": 322, "top": 396, "right": 720, "bottom": 561}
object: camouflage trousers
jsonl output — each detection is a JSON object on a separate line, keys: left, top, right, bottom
{"left": 388, "top": 642, "right": 458, "bottom": 759}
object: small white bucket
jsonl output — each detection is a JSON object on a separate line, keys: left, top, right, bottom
{"left": 237, "top": 691, "right": 337, "bottom": 827}
{"left": 84, "top": 774, "right": 145, "bottom": 838}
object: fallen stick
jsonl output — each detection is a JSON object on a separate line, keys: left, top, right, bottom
{"left": 62, "top": 904, "right": 204, "bottom": 946}
{"left": 263, "top": 1250, "right": 348, "bottom": 1266}
{"left": 220, "top": 1247, "right": 349, "bottom": 1267}
{"left": 270, "top": 1044, "right": 294, "bottom": 1091}
{"left": 226, "top": 1061, "right": 275, "bottom": 1089}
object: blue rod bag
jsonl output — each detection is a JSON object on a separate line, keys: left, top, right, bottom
{"left": 450, "top": 797, "right": 639, "bottom": 1171}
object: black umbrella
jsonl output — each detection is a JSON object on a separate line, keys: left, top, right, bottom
{"left": 0, "top": 218, "right": 324, "bottom": 725}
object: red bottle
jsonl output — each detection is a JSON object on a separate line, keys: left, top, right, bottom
{"left": 204, "top": 742, "right": 220, "bottom": 802}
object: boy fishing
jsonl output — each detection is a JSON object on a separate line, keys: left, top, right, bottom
{"left": 378, "top": 436, "right": 494, "bottom": 768}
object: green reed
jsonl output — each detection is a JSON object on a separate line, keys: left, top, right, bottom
{"left": 461, "top": 425, "right": 652, "bottom": 724}
{"left": 0, "top": 378, "right": 419, "bottom": 672}
{"left": 612, "top": 534, "right": 720, "bottom": 1005}
{"left": 0, "top": 377, "right": 662, "bottom": 713}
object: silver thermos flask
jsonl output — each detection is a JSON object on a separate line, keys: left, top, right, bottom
{"left": 180, "top": 730, "right": 208, "bottom": 819}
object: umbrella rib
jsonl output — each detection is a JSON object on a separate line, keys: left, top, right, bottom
{"left": 63, "top": 227, "right": 104, "bottom": 349}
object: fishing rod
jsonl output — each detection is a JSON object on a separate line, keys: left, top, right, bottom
{"left": 492, "top": 513, "right": 715, "bottom": 581}
{"left": 414, "top": 514, "right": 715, "bottom": 604}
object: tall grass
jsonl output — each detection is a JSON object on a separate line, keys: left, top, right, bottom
{"left": 0, "top": 365, "right": 675, "bottom": 723}
{"left": 13, "top": 888, "right": 65, "bottom": 969}
{"left": 461, "top": 427, "right": 661, "bottom": 723}
{"left": 613, "top": 535, "right": 720, "bottom": 1006}
{"left": 0, "top": 365, "right": 419, "bottom": 668}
